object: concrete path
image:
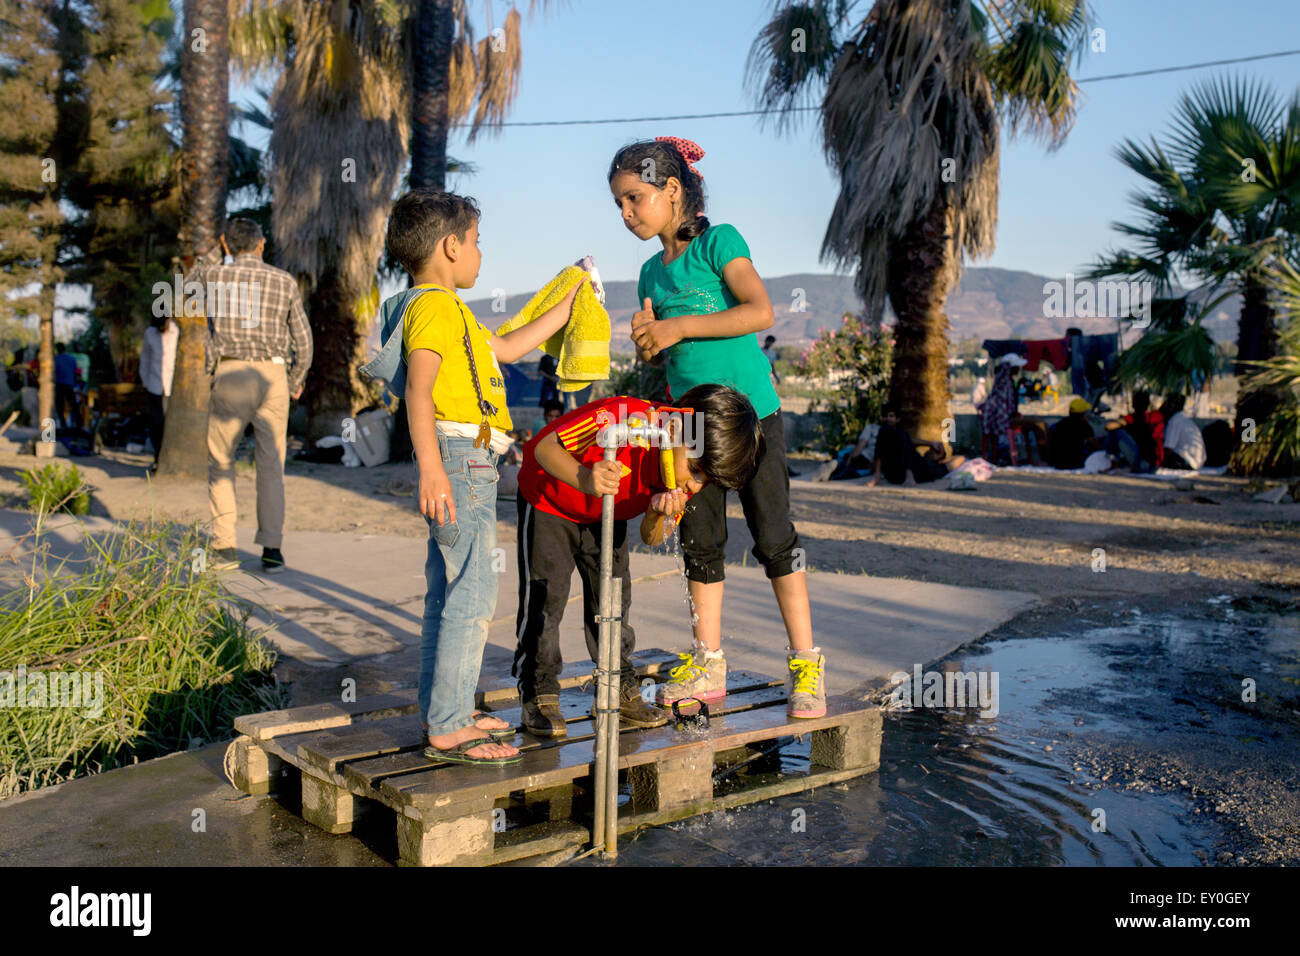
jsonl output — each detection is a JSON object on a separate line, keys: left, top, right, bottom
{"left": 0, "top": 509, "right": 1038, "bottom": 866}
{"left": 216, "top": 525, "right": 1036, "bottom": 699}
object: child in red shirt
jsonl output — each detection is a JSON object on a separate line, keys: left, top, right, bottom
{"left": 512, "top": 383, "right": 761, "bottom": 737}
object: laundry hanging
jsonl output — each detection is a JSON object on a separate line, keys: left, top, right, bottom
{"left": 1023, "top": 337, "right": 1068, "bottom": 372}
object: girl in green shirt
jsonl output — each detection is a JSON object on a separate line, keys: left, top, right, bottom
{"left": 607, "top": 136, "right": 825, "bottom": 719}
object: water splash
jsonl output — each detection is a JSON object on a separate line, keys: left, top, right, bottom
{"left": 662, "top": 521, "right": 700, "bottom": 630}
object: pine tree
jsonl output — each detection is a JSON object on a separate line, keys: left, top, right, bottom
{"left": 0, "top": 0, "right": 65, "bottom": 451}
{"left": 59, "top": 0, "right": 180, "bottom": 384}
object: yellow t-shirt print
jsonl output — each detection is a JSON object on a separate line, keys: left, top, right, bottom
{"left": 401, "top": 285, "right": 512, "bottom": 432}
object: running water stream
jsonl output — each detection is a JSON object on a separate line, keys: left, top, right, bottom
{"left": 662, "top": 521, "right": 700, "bottom": 630}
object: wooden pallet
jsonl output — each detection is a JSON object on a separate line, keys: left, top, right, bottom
{"left": 230, "top": 648, "right": 882, "bottom": 866}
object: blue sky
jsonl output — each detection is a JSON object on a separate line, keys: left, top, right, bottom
{"left": 54, "top": 0, "right": 1300, "bottom": 334}
{"left": 421, "top": 0, "right": 1300, "bottom": 301}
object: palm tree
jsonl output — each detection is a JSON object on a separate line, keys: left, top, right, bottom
{"left": 230, "top": 0, "right": 410, "bottom": 438}
{"left": 1088, "top": 76, "right": 1300, "bottom": 445}
{"left": 410, "top": 0, "right": 546, "bottom": 188}
{"left": 1111, "top": 296, "right": 1217, "bottom": 397}
{"left": 232, "top": 0, "right": 553, "bottom": 436}
{"left": 160, "top": 0, "right": 230, "bottom": 479}
{"left": 748, "top": 0, "right": 1092, "bottom": 440}
{"left": 409, "top": 0, "right": 456, "bottom": 190}
{"left": 1234, "top": 255, "right": 1300, "bottom": 475}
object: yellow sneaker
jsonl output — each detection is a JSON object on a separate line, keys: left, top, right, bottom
{"left": 654, "top": 651, "right": 726, "bottom": 706}
{"left": 787, "top": 650, "right": 826, "bottom": 718}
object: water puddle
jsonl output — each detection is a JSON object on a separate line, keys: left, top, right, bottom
{"left": 606, "top": 605, "right": 1300, "bottom": 866}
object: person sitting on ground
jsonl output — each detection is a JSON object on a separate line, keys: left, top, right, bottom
{"left": 1160, "top": 393, "right": 1205, "bottom": 470}
{"left": 816, "top": 420, "right": 877, "bottom": 481}
{"left": 1048, "top": 398, "right": 1103, "bottom": 469}
{"left": 1010, "top": 412, "right": 1048, "bottom": 466}
{"left": 866, "top": 405, "right": 965, "bottom": 487}
{"left": 1201, "top": 419, "right": 1233, "bottom": 468}
{"left": 1116, "top": 390, "right": 1163, "bottom": 472}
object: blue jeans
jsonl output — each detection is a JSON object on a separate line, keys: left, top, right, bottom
{"left": 1104, "top": 428, "right": 1154, "bottom": 473}
{"left": 418, "top": 433, "right": 501, "bottom": 737}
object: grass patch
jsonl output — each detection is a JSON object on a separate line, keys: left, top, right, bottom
{"left": 0, "top": 515, "right": 286, "bottom": 797}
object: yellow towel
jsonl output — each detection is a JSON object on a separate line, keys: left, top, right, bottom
{"left": 497, "top": 266, "right": 609, "bottom": 391}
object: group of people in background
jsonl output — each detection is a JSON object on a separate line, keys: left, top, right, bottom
{"left": 5, "top": 343, "right": 92, "bottom": 432}
{"left": 1045, "top": 391, "right": 1222, "bottom": 473}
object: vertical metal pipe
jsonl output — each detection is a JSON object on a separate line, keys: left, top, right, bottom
{"left": 592, "top": 441, "right": 618, "bottom": 856}
{"left": 603, "top": 575, "right": 621, "bottom": 858}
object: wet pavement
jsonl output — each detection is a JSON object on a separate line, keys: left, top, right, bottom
{"left": 605, "top": 592, "right": 1300, "bottom": 866}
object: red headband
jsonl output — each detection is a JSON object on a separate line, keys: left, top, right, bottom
{"left": 656, "top": 136, "right": 704, "bottom": 180}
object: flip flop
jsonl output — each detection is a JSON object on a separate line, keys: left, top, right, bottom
{"left": 424, "top": 736, "right": 523, "bottom": 766}
{"left": 423, "top": 713, "right": 516, "bottom": 741}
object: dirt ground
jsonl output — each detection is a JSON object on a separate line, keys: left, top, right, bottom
{"left": 1, "top": 443, "right": 1296, "bottom": 603}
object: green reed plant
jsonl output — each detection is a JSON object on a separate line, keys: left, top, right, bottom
{"left": 0, "top": 517, "right": 285, "bottom": 797}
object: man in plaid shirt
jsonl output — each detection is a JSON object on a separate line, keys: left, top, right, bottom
{"left": 198, "top": 218, "right": 313, "bottom": 573}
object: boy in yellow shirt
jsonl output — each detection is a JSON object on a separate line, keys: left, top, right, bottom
{"left": 384, "top": 189, "right": 587, "bottom": 765}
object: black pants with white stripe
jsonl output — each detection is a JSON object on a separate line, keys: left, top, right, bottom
{"left": 512, "top": 496, "right": 637, "bottom": 699}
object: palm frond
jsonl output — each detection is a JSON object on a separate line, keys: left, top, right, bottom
{"left": 980, "top": 0, "right": 1091, "bottom": 147}
{"left": 744, "top": 1, "right": 844, "bottom": 132}
{"left": 817, "top": 0, "right": 1000, "bottom": 315}
{"left": 466, "top": 6, "right": 520, "bottom": 142}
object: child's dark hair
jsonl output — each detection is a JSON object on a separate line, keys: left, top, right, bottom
{"left": 608, "top": 139, "right": 709, "bottom": 241}
{"left": 387, "top": 188, "right": 480, "bottom": 276}
{"left": 543, "top": 399, "right": 564, "bottom": 415}
{"left": 678, "top": 384, "right": 761, "bottom": 490}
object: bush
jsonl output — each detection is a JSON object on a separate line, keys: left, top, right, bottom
{"left": 0, "top": 518, "right": 286, "bottom": 796}
{"left": 21, "top": 463, "right": 91, "bottom": 516}
{"left": 793, "top": 312, "right": 893, "bottom": 453}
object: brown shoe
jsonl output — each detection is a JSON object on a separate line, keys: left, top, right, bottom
{"left": 522, "top": 694, "right": 566, "bottom": 738}
{"left": 617, "top": 685, "right": 670, "bottom": 729}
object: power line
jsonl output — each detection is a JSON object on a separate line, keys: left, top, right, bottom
{"left": 1077, "top": 47, "right": 1300, "bottom": 83}
{"left": 452, "top": 47, "right": 1300, "bottom": 129}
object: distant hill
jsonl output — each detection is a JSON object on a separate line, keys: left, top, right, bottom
{"left": 467, "top": 266, "right": 1241, "bottom": 353}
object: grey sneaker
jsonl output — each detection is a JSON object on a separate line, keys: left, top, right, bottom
{"left": 786, "top": 650, "right": 826, "bottom": 718}
{"left": 654, "top": 651, "right": 726, "bottom": 706}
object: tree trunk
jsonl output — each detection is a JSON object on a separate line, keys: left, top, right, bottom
{"left": 35, "top": 312, "right": 55, "bottom": 458}
{"left": 303, "top": 270, "right": 370, "bottom": 440}
{"left": 884, "top": 194, "right": 956, "bottom": 443}
{"left": 161, "top": 0, "right": 228, "bottom": 479}
{"left": 409, "top": 0, "right": 454, "bottom": 190}
{"left": 1233, "top": 274, "right": 1278, "bottom": 446}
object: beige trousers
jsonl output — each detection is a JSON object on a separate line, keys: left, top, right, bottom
{"left": 207, "top": 359, "right": 289, "bottom": 550}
